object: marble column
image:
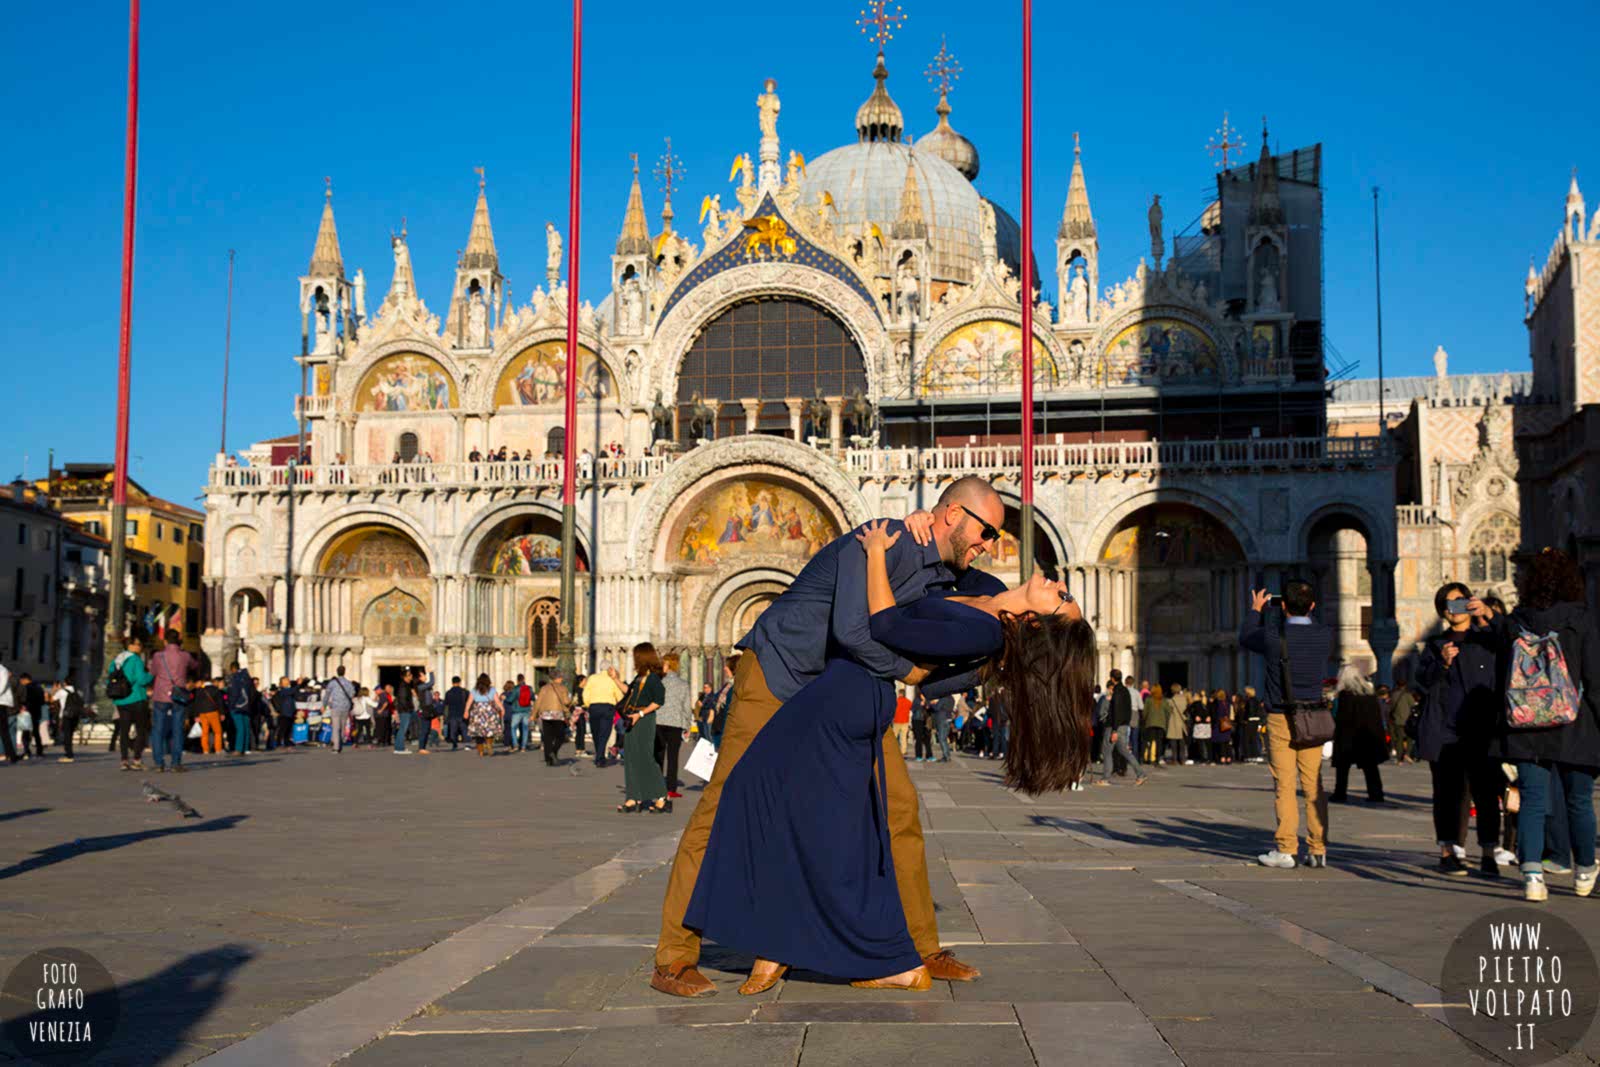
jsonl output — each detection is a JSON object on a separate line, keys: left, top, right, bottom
{"left": 785, "top": 398, "right": 804, "bottom": 440}
{"left": 827, "top": 398, "right": 843, "bottom": 445}
{"left": 1366, "top": 559, "right": 1399, "bottom": 686}
{"left": 740, "top": 399, "right": 761, "bottom": 434}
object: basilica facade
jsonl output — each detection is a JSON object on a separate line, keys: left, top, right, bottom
{"left": 202, "top": 47, "right": 1410, "bottom": 694}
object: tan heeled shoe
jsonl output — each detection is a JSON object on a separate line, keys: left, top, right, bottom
{"left": 851, "top": 965, "right": 932, "bottom": 991}
{"left": 739, "top": 959, "right": 788, "bottom": 996}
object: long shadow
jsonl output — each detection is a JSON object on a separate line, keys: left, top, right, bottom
{"left": 1028, "top": 811, "right": 1530, "bottom": 901}
{"left": 173, "top": 757, "right": 284, "bottom": 773}
{"left": 5, "top": 943, "right": 254, "bottom": 1065}
{"left": 0, "top": 807, "right": 50, "bottom": 823}
{"left": 0, "top": 816, "right": 249, "bottom": 882}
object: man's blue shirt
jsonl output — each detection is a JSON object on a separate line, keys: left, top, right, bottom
{"left": 737, "top": 519, "right": 956, "bottom": 703}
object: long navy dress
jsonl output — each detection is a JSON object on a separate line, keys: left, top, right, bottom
{"left": 683, "top": 596, "right": 1003, "bottom": 979}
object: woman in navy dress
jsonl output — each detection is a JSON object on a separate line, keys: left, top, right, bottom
{"left": 684, "top": 521, "right": 1095, "bottom": 991}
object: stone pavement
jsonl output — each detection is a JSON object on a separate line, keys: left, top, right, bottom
{"left": 2, "top": 743, "right": 1597, "bottom": 1065}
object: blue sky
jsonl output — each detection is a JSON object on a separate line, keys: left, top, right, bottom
{"left": 1, "top": 0, "right": 1592, "bottom": 504}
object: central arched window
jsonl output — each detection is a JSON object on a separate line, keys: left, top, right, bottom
{"left": 398, "top": 431, "right": 419, "bottom": 462}
{"left": 529, "top": 598, "right": 560, "bottom": 659}
{"left": 676, "top": 298, "right": 867, "bottom": 440}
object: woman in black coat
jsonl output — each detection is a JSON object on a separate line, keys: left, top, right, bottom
{"left": 1330, "top": 664, "right": 1388, "bottom": 803}
{"left": 1484, "top": 549, "right": 1600, "bottom": 902}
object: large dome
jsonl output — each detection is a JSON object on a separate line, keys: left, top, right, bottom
{"left": 799, "top": 141, "right": 1023, "bottom": 284}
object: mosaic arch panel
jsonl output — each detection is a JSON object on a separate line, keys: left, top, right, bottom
{"left": 921, "top": 321, "right": 1059, "bottom": 396}
{"left": 362, "top": 589, "right": 427, "bottom": 640}
{"left": 473, "top": 515, "right": 590, "bottom": 576}
{"left": 319, "top": 528, "right": 429, "bottom": 578}
{"left": 1102, "top": 318, "right": 1218, "bottom": 385}
{"left": 671, "top": 478, "right": 841, "bottom": 567}
{"left": 495, "top": 342, "right": 615, "bottom": 407}
{"left": 1101, "top": 505, "right": 1244, "bottom": 567}
{"left": 354, "top": 353, "right": 457, "bottom": 412}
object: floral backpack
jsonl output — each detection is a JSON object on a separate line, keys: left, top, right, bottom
{"left": 1505, "top": 628, "right": 1582, "bottom": 729}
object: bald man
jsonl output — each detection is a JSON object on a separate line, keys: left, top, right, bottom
{"left": 652, "top": 477, "right": 1006, "bottom": 997}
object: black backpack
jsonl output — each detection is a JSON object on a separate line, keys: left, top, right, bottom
{"left": 106, "top": 658, "right": 133, "bottom": 701}
{"left": 64, "top": 689, "right": 86, "bottom": 717}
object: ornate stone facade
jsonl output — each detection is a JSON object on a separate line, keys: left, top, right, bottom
{"left": 204, "top": 44, "right": 1404, "bottom": 692}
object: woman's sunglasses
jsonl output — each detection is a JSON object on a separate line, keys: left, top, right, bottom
{"left": 1052, "top": 589, "right": 1076, "bottom": 615}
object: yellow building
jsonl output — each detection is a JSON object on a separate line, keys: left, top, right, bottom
{"left": 40, "top": 464, "right": 206, "bottom": 651}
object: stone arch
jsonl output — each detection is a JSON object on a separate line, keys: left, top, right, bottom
{"left": 528, "top": 596, "right": 561, "bottom": 659}
{"left": 630, "top": 436, "right": 870, "bottom": 570}
{"left": 989, "top": 490, "right": 1073, "bottom": 577}
{"left": 450, "top": 499, "right": 593, "bottom": 576}
{"left": 226, "top": 586, "right": 269, "bottom": 640}
{"left": 1295, "top": 499, "right": 1394, "bottom": 563}
{"left": 1085, "top": 487, "right": 1259, "bottom": 566}
{"left": 472, "top": 325, "right": 624, "bottom": 411}
{"left": 339, "top": 338, "right": 466, "bottom": 414}
{"left": 1465, "top": 510, "right": 1519, "bottom": 586}
{"left": 297, "top": 507, "right": 436, "bottom": 576}
{"left": 1301, "top": 507, "right": 1379, "bottom": 674}
{"left": 918, "top": 309, "right": 1069, "bottom": 396}
{"left": 651, "top": 262, "right": 888, "bottom": 404}
{"left": 695, "top": 564, "right": 805, "bottom": 648}
{"left": 361, "top": 588, "right": 428, "bottom": 641}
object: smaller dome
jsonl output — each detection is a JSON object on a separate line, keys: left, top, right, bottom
{"left": 855, "top": 52, "right": 904, "bottom": 144}
{"left": 914, "top": 93, "right": 979, "bottom": 181}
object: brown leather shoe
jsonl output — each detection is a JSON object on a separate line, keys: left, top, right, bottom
{"left": 738, "top": 961, "right": 788, "bottom": 996}
{"left": 922, "top": 949, "right": 981, "bottom": 982}
{"left": 851, "top": 966, "right": 932, "bottom": 991}
{"left": 650, "top": 963, "right": 717, "bottom": 998}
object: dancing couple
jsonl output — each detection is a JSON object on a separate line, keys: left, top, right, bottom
{"left": 652, "top": 477, "right": 1096, "bottom": 996}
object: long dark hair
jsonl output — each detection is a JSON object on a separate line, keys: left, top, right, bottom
{"left": 988, "top": 613, "right": 1096, "bottom": 794}
{"left": 1518, "top": 547, "right": 1584, "bottom": 611}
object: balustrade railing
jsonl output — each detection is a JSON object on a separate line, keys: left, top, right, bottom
{"left": 1396, "top": 505, "right": 1441, "bottom": 526}
{"left": 208, "top": 454, "right": 669, "bottom": 492}
{"left": 209, "top": 435, "right": 1387, "bottom": 494}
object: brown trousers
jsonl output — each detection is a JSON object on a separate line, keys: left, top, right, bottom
{"left": 655, "top": 655, "right": 939, "bottom": 967}
{"left": 1267, "top": 712, "right": 1328, "bottom": 856}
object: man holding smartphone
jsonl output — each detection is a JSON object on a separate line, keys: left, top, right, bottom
{"left": 1239, "top": 580, "right": 1334, "bottom": 869}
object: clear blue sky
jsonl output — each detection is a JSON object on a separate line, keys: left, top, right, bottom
{"left": 1, "top": 0, "right": 1592, "bottom": 504}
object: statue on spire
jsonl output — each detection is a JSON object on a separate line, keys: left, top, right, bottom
{"left": 756, "top": 78, "right": 782, "bottom": 195}
{"left": 1148, "top": 194, "right": 1165, "bottom": 270}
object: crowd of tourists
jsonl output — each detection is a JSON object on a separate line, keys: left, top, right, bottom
{"left": 3, "top": 545, "right": 1595, "bottom": 911}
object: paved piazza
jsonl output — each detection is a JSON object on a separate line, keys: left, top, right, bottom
{"left": 3, "top": 749, "right": 1596, "bottom": 1065}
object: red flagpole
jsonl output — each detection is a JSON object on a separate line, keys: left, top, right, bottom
{"left": 556, "top": 0, "right": 582, "bottom": 677}
{"left": 1018, "top": 0, "right": 1036, "bottom": 580}
{"left": 108, "top": 0, "right": 140, "bottom": 643}
{"left": 562, "top": 0, "right": 582, "bottom": 504}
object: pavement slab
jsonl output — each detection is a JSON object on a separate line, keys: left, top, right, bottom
{"left": 4, "top": 747, "right": 1596, "bottom": 1065}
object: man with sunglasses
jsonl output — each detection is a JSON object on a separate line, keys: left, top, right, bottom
{"left": 653, "top": 476, "right": 1010, "bottom": 998}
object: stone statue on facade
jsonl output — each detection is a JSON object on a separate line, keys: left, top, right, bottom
{"left": 1064, "top": 263, "right": 1089, "bottom": 324}
{"left": 895, "top": 339, "right": 913, "bottom": 389}
{"left": 353, "top": 268, "right": 367, "bottom": 324}
{"left": 896, "top": 260, "right": 919, "bottom": 326}
{"left": 620, "top": 277, "right": 645, "bottom": 334}
{"left": 1257, "top": 263, "right": 1279, "bottom": 311}
{"left": 757, "top": 79, "right": 781, "bottom": 140}
{"left": 650, "top": 390, "right": 673, "bottom": 442}
{"left": 978, "top": 199, "right": 998, "bottom": 267}
{"left": 546, "top": 223, "right": 563, "bottom": 289}
{"left": 1433, "top": 345, "right": 1449, "bottom": 380}
{"left": 467, "top": 291, "right": 489, "bottom": 347}
{"left": 1148, "top": 194, "right": 1164, "bottom": 270}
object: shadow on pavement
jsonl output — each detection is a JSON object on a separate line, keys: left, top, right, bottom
{"left": 0, "top": 807, "right": 50, "bottom": 823}
{"left": 0, "top": 816, "right": 250, "bottom": 882}
{"left": 1027, "top": 811, "right": 1525, "bottom": 900}
{"left": 6, "top": 943, "right": 255, "bottom": 1066}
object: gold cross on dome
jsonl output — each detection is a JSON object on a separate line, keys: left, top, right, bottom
{"left": 857, "top": 0, "right": 906, "bottom": 51}
{"left": 1206, "top": 111, "right": 1245, "bottom": 170}
{"left": 653, "top": 137, "right": 684, "bottom": 197}
{"left": 925, "top": 35, "right": 960, "bottom": 96}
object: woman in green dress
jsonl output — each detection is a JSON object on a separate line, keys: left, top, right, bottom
{"left": 619, "top": 642, "right": 670, "bottom": 814}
